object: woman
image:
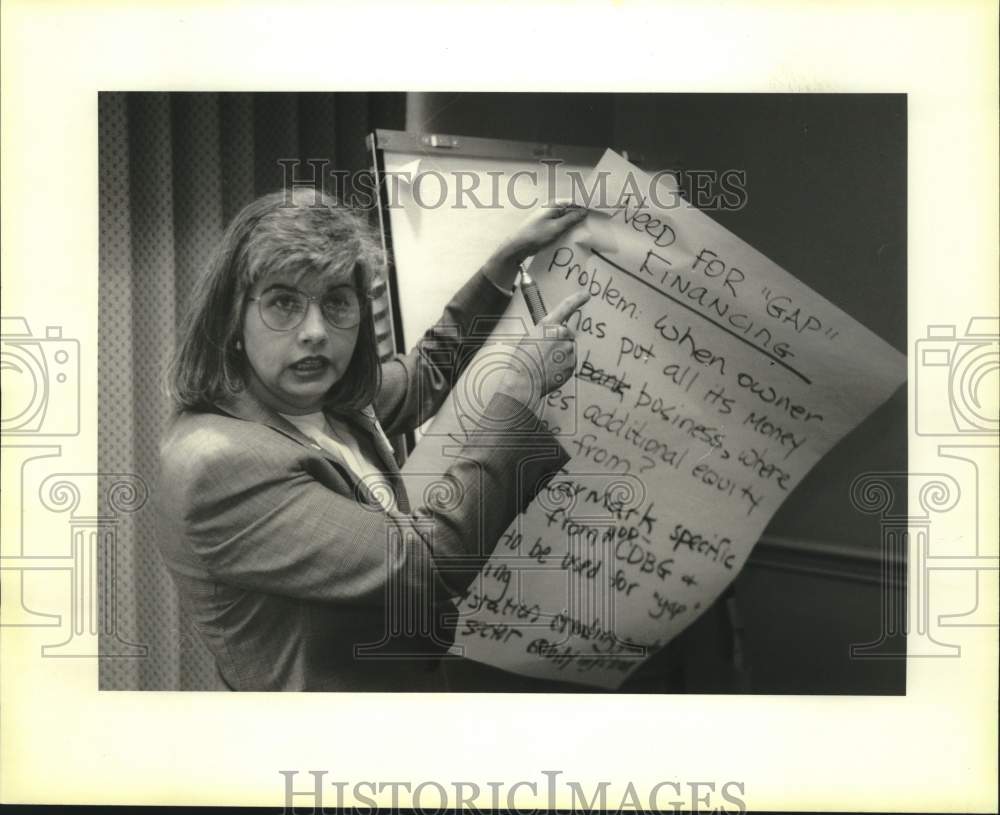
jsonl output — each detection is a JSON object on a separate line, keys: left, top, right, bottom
{"left": 157, "top": 187, "right": 589, "bottom": 691}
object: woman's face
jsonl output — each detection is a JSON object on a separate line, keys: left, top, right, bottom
{"left": 241, "top": 270, "right": 360, "bottom": 415}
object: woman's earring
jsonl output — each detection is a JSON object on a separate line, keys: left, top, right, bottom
{"left": 235, "top": 339, "right": 243, "bottom": 351}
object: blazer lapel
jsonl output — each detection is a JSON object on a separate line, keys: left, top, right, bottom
{"left": 214, "top": 391, "right": 354, "bottom": 473}
{"left": 328, "top": 404, "right": 411, "bottom": 512}
{"left": 215, "top": 390, "right": 409, "bottom": 511}
{"left": 336, "top": 405, "right": 401, "bottom": 474}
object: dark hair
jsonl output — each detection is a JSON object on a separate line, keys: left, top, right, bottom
{"left": 167, "top": 188, "right": 384, "bottom": 412}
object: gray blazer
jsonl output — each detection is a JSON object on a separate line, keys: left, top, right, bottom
{"left": 157, "top": 270, "right": 569, "bottom": 691}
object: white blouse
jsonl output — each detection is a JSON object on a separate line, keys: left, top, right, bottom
{"left": 280, "top": 411, "right": 397, "bottom": 512}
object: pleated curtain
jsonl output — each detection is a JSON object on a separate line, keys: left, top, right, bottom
{"left": 98, "top": 92, "right": 404, "bottom": 690}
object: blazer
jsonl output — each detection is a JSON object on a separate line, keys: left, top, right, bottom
{"left": 156, "top": 268, "right": 570, "bottom": 691}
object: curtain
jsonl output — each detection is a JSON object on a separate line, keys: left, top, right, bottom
{"left": 98, "top": 92, "right": 405, "bottom": 690}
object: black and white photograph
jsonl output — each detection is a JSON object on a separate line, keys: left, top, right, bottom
{"left": 96, "top": 92, "right": 908, "bottom": 697}
{"left": 1, "top": 2, "right": 996, "bottom": 812}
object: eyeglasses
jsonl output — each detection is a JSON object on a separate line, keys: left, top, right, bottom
{"left": 248, "top": 285, "right": 367, "bottom": 331}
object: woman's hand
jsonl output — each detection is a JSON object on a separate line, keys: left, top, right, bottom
{"left": 499, "top": 202, "right": 589, "bottom": 264}
{"left": 498, "top": 291, "right": 591, "bottom": 408}
{"left": 482, "top": 202, "right": 589, "bottom": 291}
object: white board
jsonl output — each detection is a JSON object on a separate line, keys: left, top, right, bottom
{"left": 382, "top": 149, "right": 596, "bottom": 345}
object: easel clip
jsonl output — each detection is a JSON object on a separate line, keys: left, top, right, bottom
{"left": 421, "top": 134, "right": 459, "bottom": 149}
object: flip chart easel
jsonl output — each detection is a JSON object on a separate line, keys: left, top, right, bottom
{"left": 368, "top": 132, "right": 907, "bottom": 688}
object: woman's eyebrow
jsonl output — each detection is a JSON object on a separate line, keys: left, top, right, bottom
{"left": 258, "top": 282, "right": 299, "bottom": 294}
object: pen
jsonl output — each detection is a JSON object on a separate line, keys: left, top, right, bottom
{"left": 519, "top": 264, "right": 548, "bottom": 325}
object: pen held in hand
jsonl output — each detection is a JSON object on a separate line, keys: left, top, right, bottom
{"left": 519, "top": 267, "right": 548, "bottom": 325}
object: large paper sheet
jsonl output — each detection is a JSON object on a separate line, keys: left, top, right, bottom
{"left": 403, "top": 149, "right": 906, "bottom": 688}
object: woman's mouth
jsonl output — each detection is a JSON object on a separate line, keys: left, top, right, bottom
{"left": 289, "top": 356, "right": 330, "bottom": 374}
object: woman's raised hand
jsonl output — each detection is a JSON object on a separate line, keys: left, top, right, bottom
{"left": 481, "top": 202, "right": 588, "bottom": 293}
{"left": 496, "top": 290, "right": 590, "bottom": 409}
{"left": 496, "top": 202, "right": 588, "bottom": 265}
{"left": 534, "top": 290, "right": 591, "bottom": 394}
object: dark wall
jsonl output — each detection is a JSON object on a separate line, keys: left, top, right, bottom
{"left": 614, "top": 94, "right": 906, "bottom": 352}
{"left": 407, "top": 91, "right": 617, "bottom": 148}
{"left": 411, "top": 93, "right": 905, "bottom": 347}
